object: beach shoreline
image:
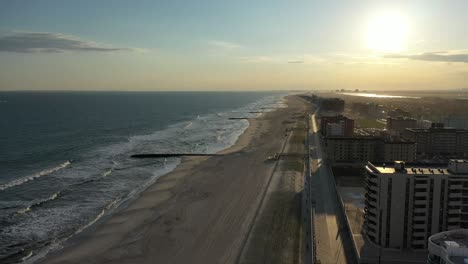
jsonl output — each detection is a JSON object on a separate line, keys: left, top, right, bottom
{"left": 38, "top": 95, "right": 309, "bottom": 264}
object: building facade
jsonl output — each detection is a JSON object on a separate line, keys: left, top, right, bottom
{"left": 403, "top": 124, "right": 468, "bottom": 157}
{"left": 320, "top": 98, "right": 345, "bottom": 112}
{"left": 364, "top": 160, "right": 468, "bottom": 250}
{"left": 320, "top": 115, "right": 354, "bottom": 137}
{"left": 325, "top": 137, "right": 416, "bottom": 163}
{"left": 386, "top": 117, "right": 418, "bottom": 133}
{"left": 383, "top": 141, "right": 417, "bottom": 162}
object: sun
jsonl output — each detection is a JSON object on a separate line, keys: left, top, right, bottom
{"left": 366, "top": 11, "right": 409, "bottom": 52}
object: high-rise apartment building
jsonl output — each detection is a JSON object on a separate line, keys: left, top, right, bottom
{"left": 403, "top": 124, "right": 468, "bottom": 157}
{"left": 364, "top": 160, "right": 468, "bottom": 250}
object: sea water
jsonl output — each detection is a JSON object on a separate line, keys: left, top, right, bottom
{"left": 0, "top": 91, "right": 286, "bottom": 263}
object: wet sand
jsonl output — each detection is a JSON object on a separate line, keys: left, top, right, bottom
{"left": 40, "top": 95, "right": 309, "bottom": 264}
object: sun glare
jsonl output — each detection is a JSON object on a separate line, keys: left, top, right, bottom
{"left": 367, "top": 11, "right": 409, "bottom": 52}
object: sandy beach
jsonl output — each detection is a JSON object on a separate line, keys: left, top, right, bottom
{"left": 40, "top": 95, "right": 310, "bottom": 264}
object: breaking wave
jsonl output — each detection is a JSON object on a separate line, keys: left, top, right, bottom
{"left": 0, "top": 161, "right": 71, "bottom": 191}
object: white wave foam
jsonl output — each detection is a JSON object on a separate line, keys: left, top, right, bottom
{"left": 21, "top": 250, "right": 33, "bottom": 261}
{"left": 184, "top": 121, "right": 193, "bottom": 129}
{"left": 12, "top": 93, "right": 288, "bottom": 264}
{"left": 0, "top": 161, "right": 71, "bottom": 191}
{"left": 16, "top": 191, "right": 61, "bottom": 214}
{"left": 102, "top": 169, "right": 112, "bottom": 177}
{"left": 16, "top": 206, "right": 31, "bottom": 214}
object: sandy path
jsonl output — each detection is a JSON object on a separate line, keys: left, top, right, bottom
{"left": 40, "top": 95, "right": 308, "bottom": 264}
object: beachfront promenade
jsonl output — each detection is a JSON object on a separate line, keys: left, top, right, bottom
{"left": 308, "top": 112, "right": 357, "bottom": 264}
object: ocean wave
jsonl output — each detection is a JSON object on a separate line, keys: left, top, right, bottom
{"left": 182, "top": 121, "right": 192, "bottom": 129}
{"left": 73, "top": 197, "right": 121, "bottom": 235}
{"left": 102, "top": 169, "right": 112, "bottom": 177}
{"left": 66, "top": 168, "right": 113, "bottom": 189}
{"left": 21, "top": 250, "right": 33, "bottom": 261}
{"left": 16, "top": 192, "right": 61, "bottom": 215}
{"left": 0, "top": 161, "right": 71, "bottom": 191}
{"left": 2, "top": 93, "right": 288, "bottom": 264}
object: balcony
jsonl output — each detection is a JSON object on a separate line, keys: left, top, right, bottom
{"left": 414, "top": 208, "right": 426, "bottom": 213}
{"left": 450, "top": 193, "right": 463, "bottom": 198}
{"left": 411, "top": 239, "right": 426, "bottom": 245}
{"left": 366, "top": 226, "right": 377, "bottom": 236}
{"left": 447, "top": 224, "right": 461, "bottom": 230}
{"left": 414, "top": 200, "right": 427, "bottom": 205}
{"left": 415, "top": 183, "right": 428, "bottom": 189}
{"left": 448, "top": 200, "right": 462, "bottom": 206}
{"left": 365, "top": 181, "right": 379, "bottom": 191}
{"left": 449, "top": 209, "right": 461, "bottom": 214}
{"left": 413, "top": 215, "right": 426, "bottom": 221}
{"left": 367, "top": 176, "right": 378, "bottom": 184}
{"left": 412, "top": 231, "right": 426, "bottom": 237}
{"left": 414, "top": 191, "right": 427, "bottom": 197}
{"left": 450, "top": 184, "right": 463, "bottom": 190}
{"left": 413, "top": 223, "right": 427, "bottom": 229}
{"left": 366, "top": 213, "right": 377, "bottom": 221}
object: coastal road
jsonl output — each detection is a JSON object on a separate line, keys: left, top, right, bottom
{"left": 308, "top": 112, "right": 355, "bottom": 264}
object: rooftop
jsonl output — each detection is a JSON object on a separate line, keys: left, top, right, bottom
{"left": 406, "top": 127, "right": 468, "bottom": 133}
{"left": 387, "top": 116, "right": 417, "bottom": 121}
{"left": 429, "top": 229, "right": 468, "bottom": 264}
{"left": 367, "top": 160, "right": 468, "bottom": 175}
{"left": 371, "top": 165, "right": 452, "bottom": 175}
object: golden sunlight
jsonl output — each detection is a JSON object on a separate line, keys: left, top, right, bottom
{"left": 366, "top": 11, "right": 409, "bottom": 52}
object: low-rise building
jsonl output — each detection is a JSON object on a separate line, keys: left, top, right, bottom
{"left": 364, "top": 160, "right": 468, "bottom": 250}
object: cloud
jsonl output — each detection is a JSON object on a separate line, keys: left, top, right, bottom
{"left": 239, "top": 56, "right": 279, "bottom": 63}
{"left": 287, "top": 60, "right": 304, "bottom": 64}
{"left": 385, "top": 51, "right": 468, "bottom": 63}
{"left": 0, "top": 32, "right": 133, "bottom": 53}
{"left": 240, "top": 54, "right": 325, "bottom": 64}
{"left": 209, "top": 40, "right": 241, "bottom": 50}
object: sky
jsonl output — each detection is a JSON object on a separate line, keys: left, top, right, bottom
{"left": 1, "top": 0, "right": 468, "bottom": 91}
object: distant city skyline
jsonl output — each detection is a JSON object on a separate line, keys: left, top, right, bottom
{"left": 1, "top": 0, "right": 468, "bottom": 91}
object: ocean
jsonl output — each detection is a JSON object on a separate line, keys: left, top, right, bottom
{"left": 0, "top": 91, "right": 286, "bottom": 263}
